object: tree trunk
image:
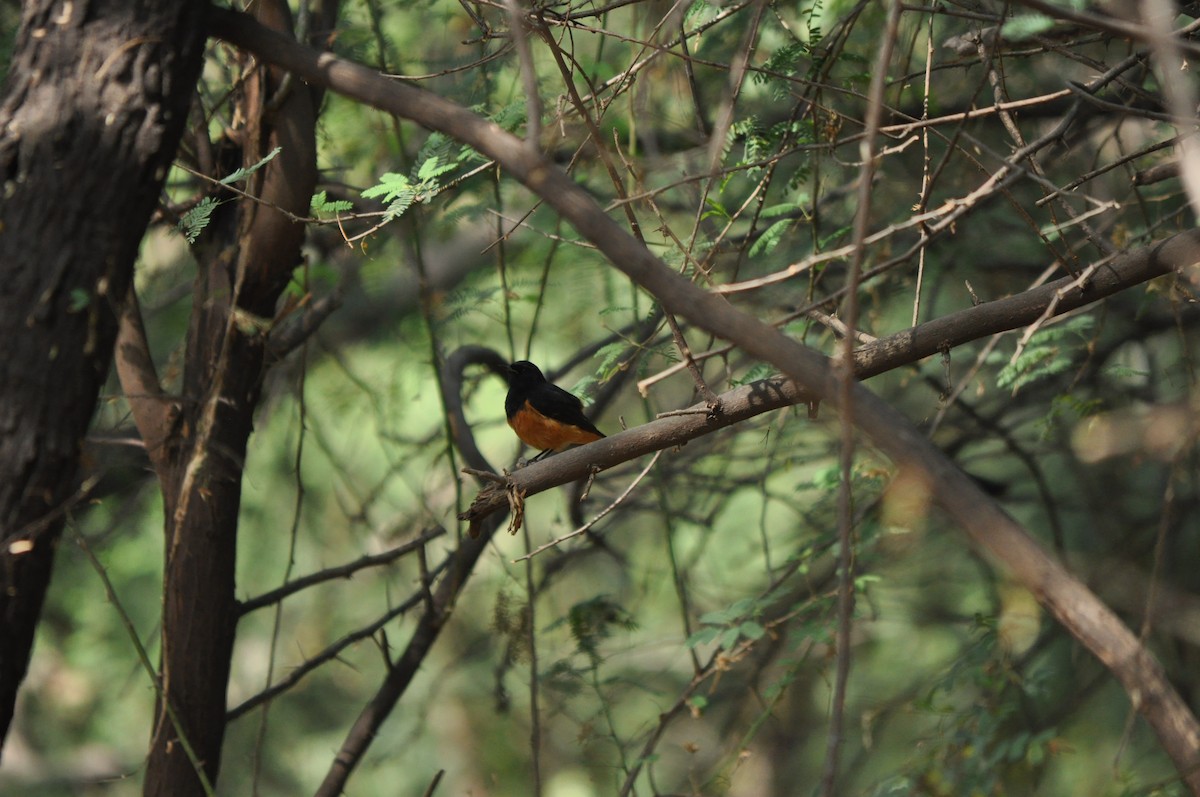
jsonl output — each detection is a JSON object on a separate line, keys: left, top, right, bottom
{"left": 139, "top": 2, "right": 318, "bottom": 793}
{"left": 0, "top": 0, "right": 207, "bottom": 753}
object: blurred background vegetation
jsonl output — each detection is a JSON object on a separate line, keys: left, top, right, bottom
{"left": 2, "top": 0, "right": 1198, "bottom": 794}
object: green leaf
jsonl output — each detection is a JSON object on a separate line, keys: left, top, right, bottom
{"left": 363, "top": 173, "right": 419, "bottom": 221}
{"left": 686, "top": 626, "right": 722, "bottom": 648}
{"left": 311, "top": 190, "right": 354, "bottom": 215}
{"left": 219, "top": 146, "right": 282, "bottom": 185}
{"left": 685, "top": 0, "right": 717, "bottom": 24}
{"left": 1001, "top": 13, "right": 1056, "bottom": 41}
{"left": 811, "top": 463, "right": 841, "bottom": 489}
{"left": 729, "top": 597, "right": 757, "bottom": 615}
{"left": 178, "top": 196, "right": 221, "bottom": 243}
{"left": 1102, "top": 364, "right": 1149, "bottom": 381}
{"left": 593, "top": 342, "right": 628, "bottom": 377}
{"left": 699, "top": 608, "right": 735, "bottom": 625}
{"left": 730, "top": 363, "right": 773, "bottom": 388}
{"left": 68, "top": 288, "right": 90, "bottom": 312}
{"left": 363, "top": 172, "right": 414, "bottom": 202}
{"left": 750, "top": 218, "right": 792, "bottom": 257}
{"left": 855, "top": 574, "right": 882, "bottom": 591}
{"left": 997, "top": 317, "right": 1095, "bottom": 392}
{"left": 760, "top": 201, "right": 806, "bottom": 219}
{"left": 739, "top": 620, "right": 766, "bottom": 640}
{"left": 383, "top": 196, "right": 417, "bottom": 222}
{"left": 416, "top": 155, "right": 456, "bottom": 182}
{"left": 701, "top": 197, "right": 731, "bottom": 221}
{"left": 759, "top": 41, "right": 809, "bottom": 78}
{"left": 818, "top": 225, "right": 851, "bottom": 249}
{"left": 490, "top": 100, "right": 527, "bottom": 133}
{"left": 719, "top": 627, "right": 741, "bottom": 649}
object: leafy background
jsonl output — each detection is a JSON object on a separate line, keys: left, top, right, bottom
{"left": 3, "top": 0, "right": 1198, "bottom": 794}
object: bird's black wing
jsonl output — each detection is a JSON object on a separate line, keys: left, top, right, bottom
{"left": 530, "top": 383, "right": 605, "bottom": 437}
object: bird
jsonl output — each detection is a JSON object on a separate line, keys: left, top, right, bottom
{"left": 505, "top": 360, "right": 605, "bottom": 460}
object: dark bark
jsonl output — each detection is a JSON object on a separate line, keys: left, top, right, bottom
{"left": 135, "top": 2, "right": 319, "bottom": 794}
{"left": 0, "top": 0, "right": 207, "bottom": 753}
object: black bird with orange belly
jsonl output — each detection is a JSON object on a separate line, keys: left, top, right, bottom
{"left": 505, "top": 361, "right": 604, "bottom": 458}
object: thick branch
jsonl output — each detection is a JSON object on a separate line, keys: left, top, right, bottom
{"left": 146, "top": 2, "right": 320, "bottom": 794}
{"left": 115, "top": 284, "right": 178, "bottom": 473}
{"left": 264, "top": 286, "right": 345, "bottom": 365}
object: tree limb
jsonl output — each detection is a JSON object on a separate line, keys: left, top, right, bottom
{"left": 115, "top": 283, "right": 179, "bottom": 474}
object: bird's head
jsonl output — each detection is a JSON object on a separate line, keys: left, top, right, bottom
{"left": 507, "top": 360, "right": 546, "bottom": 384}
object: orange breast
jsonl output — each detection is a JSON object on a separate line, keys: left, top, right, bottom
{"left": 508, "top": 402, "right": 603, "bottom": 450}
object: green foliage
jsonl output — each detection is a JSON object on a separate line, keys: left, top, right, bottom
{"left": 1001, "top": 13, "right": 1057, "bottom": 41}
{"left": 68, "top": 287, "right": 90, "bottom": 313}
{"left": 548, "top": 595, "right": 638, "bottom": 663}
{"left": 489, "top": 100, "right": 527, "bottom": 134}
{"left": 178, "top": 196, "right": 220, "bottom": 243}
{"left": 687, "top": 596, "right": 770, "bottom": 650}
{"left": 219, "top": 146, "right": 282, "bottom": 185}
{"left": 701, "top": 195, "right": 732, "bottom": 222}
{"left": 310, "top": 190, "right": 354, "bottom": 215}
{"left": 996, "top": 316, "right": 1095, "bottom": 393}
{"left": 1036, "top": 392, "right": 1103, "bottom": 439}
{"left": 729, "top": 362, "right": 773, "bottom": 387}
{"left": 362, "top": 152, "right": 463, "bottom": 222}
{"left": 750, "top": 202, "right": 807, "bottom": 257}
{"left": 413, "top": 133, "right": 470, "bottom": 177}
{"left": 362, "top": 172, "right": 422, "bottom": 220}
{"left": 592, "top": 341, "right": 630, "bottom": 378}
{"left": 759, "top": 41, "right": 810, "bottom": 80}
{"left": 176, "top": 149, "right": 285, "bottom": 243}
{"left": 685, "top": 0, "right": 717, "bottom": 25}
{"left": 904, "top": 618, "right": 1065, "bottom": 795}
{"left": 735, "top": 116, "right": 771, "bottom": 169}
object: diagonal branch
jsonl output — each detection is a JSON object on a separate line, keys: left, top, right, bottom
{"left": 236, "top": 525, "right": 447, "bottom": 616}
{"left": 115, "top": 282, "right": 179, "bottom": 474}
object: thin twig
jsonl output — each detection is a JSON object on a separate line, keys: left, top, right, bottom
{"left": 522, "top": 522, "right": 543, "bottom": 797}
{"left": 822, "top": 0, "right": 902, "bottom": 792}
{"left": 1006, "top": 260, "right": 1108, "bottom": 369}
{"left": 228, "top": 558, "right": 451, "bottom": 720}
{"left": 237, "top": 526, "right": 447, "bottom": 615}
{"left": 71, "top": 526, "right": 215, "bottom": 797}
{"left": 504, "top": 0, "right": 543, "bottom": 148}
{"left": 513, "top": 451, "right": 662, "bottom": 561}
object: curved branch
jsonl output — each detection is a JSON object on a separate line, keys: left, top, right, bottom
{"left": 236, "top": 525, "right": 447, "bottom": 616}
{"left": 440, "top": 345, "right": 510, "bottom": 476}
{"left": 115, "top": 283, "right": 179, "bottom": 474}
